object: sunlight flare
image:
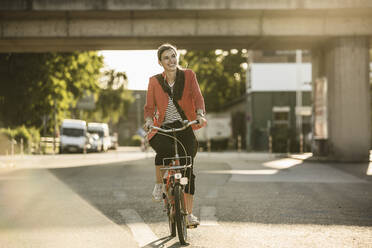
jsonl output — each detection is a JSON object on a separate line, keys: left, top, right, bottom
{"left": 263, "top": 158, "right": 303, "bottom": 170}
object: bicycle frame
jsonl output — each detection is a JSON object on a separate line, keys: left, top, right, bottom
{"left": 149, "top": 120, "right": 198, "bottom": 244}
{"left": 152, "top": 120, "right": 197, "bottom": 202}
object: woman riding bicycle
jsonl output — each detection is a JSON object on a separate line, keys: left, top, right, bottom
{"left": 143, "top": 43, "right": 206, "bottom": 226}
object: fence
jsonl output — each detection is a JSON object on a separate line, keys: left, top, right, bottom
{"left": 39, "top": 137, "right": 60, "bottom": 154}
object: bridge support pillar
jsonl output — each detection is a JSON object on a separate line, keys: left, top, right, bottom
{"left": 312, "top": 37, "right": 371, "bottom": 162}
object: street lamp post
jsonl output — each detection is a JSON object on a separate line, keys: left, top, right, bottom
{"left": 296, "top": 50, "right": 303, "bottom": 153}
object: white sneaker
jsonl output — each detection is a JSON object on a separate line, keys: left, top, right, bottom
{"left": 152, "top": 183, "right": 163, "bottom": 202}
{"left": 186, "top": 214, "right": 200, "bottom": 226}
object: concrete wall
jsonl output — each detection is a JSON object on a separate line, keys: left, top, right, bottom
{"left": 312, "top": 37, "right": 371, "bottom": 161}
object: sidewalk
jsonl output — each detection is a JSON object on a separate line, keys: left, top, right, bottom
{"left": 0, "top": 169, "right": 138, "bottom": 248}
{"left": 0, "top": 149, "right": 154, "bottom": 171}
{"left": 0, "top": 149, "right": 154, "bottom": 247}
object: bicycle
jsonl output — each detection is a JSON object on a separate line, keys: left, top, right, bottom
{"left": 149, "top": 119, "right": 199, "bottom": 245}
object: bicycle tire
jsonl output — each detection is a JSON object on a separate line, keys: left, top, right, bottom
{"left": 174, "top": 184, "right": 187, "bottom": 245}
{"left": 168, "top": 203, "right": 176, "bottom": 237}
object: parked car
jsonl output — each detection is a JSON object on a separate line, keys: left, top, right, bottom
{"left": 59, "top": 119, "right": 88, "bottom": 153}
{"left": 194, "top": 113, "right": 232, "bottom": 150}
{"left": 87, "top": 132, "right": 102, "bottom": 152}
{"left": 109, "top": 132, "right": 118, "bottom": 150}
{"left": 87, "top": 122, "right": 110, "bottom": 152}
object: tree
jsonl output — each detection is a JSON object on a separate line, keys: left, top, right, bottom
{"left": 0, "top": 52, "right": 103, "bottom": 134}
{"left": 179, "top": 49, "right": 247, "bottom": 112}
{"left": 81, "top": 69, "right": 133, "bottom": 125}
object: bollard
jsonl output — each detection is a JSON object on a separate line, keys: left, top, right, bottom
{"left": 268, "top": 136, "right": 272, "bottom": 153}
{"left": 300, "top": 133, "right": 304, "bottom": 154}
{"left": 20, "top": 138, "right": 24, "bottom": 155}
{"left": 237, "top": 135, "right": 242, "bottom": 153}
{"left": 11, "top": 139, "right": 15, "bottom": 156}
{"left": 10, "top": 139, "right": 16, "bottom": 168}
{"left": 207, "top": 139, "right": 211, "bottom": 153}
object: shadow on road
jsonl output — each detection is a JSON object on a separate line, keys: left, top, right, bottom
{"left": 49, "top": 155, "right": 372, "bottom": 229}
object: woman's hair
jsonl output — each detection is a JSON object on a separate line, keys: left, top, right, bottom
{"left": 157, "top": 43, "right": 177, "bottom": 61}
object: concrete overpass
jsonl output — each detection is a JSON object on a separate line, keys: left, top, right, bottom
{"left": 1, "top": 0, "right": 372, "bottom": 51}
{"left": 0, "top": 0, "right": 371, "bottom": 161}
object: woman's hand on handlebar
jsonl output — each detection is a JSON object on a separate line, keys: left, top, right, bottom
{"left": 143, "top": 118, "right": 153, "bottom": 132}
{"left": 196, "top": 115, "right": 206, "bottom": 127}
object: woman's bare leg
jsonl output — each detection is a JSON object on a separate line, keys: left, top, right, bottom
{"left": 185, "top": 193, "right": 193, "bottom": 214}
{"left": 155, "top": 165, "right": 165, "bottom": 183}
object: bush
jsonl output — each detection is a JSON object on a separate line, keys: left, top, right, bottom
{"left": 27, "top": 127, "right": 40, "bottom": 147}
{"left": 130, "top": 134, "right": 142, "bottom": 146}
{"left": 0, "top": 126, "right": 40, "bottom": 154}
{"left": 0, "top": 128, "right": 14, "bottom": 140}
{"left": 13, "top": 126, "right": 32, "bottom": 147}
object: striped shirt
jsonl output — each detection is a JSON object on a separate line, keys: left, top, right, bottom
{"left": 163, "top": 85, "right": 183, "bottom": 124}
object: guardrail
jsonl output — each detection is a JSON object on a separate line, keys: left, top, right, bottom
{"left": 0, "top": 137, "right": 60, "bottom": 156}
{"left": 39, "top": 137, "right": 60, "bottom": 154}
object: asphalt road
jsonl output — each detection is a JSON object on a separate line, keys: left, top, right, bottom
{"left": 0, "top": 149, "right": 371, "bottom": 248}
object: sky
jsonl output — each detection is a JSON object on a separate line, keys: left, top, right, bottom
{"left": 99, "top": 50, "right": 314, "bottom": 92}
{"left": 98, "top": 50, "right": 162, "bottom": 91}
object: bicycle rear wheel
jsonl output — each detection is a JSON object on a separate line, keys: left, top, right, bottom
{"left": 174, "top": 184, "right": 187, "bottom": 245}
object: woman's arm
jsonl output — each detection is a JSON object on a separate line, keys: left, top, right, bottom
{"left": 144, "top": 77, "right": 156, "bottom": 121}
{"left": 190, "top": 70, "right": 205, "bottom": 114}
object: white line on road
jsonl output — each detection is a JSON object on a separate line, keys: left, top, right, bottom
{"left": 200, "top": 206, "right": 219, "bottom": 226}
{"left": 118, "top": 209, "right": 161, "bottom": 248}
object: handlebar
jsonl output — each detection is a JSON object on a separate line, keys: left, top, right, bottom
{"left": 149, "top": 120, "right": 199, "bottom": 133}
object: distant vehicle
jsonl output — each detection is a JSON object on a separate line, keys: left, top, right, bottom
{"left": 87, "top": 132, "right": 102, "bottom": 152}
{"left": 60, "top": 119, "right": 88, "bottom": 153}
{"left": 194, "top": 113, "right": 232, "bottom": 150}
{"left": 109, "top": 132, "right": 118, "bottom": 150}
{"left": 87, "top": 122, "right": 110, "bottom": 152}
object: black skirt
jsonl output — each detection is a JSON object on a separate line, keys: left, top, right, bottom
{"left": 149, "top": 120, "right": 198, "bottom": 166}
{"left": 149, "top": 120, "right": 198, "bottom": 195}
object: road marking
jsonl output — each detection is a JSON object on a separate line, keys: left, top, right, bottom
{"left": 113, "top": 191, "right": 127, "bottom": 201}
{"left": 200, "top": 206, "right": 218, "bottom": 226}
{"left": 201, "top": 169, "right": 278, "bottom": 175}
{"left": 118, "top": 209, "right": 161, "bottom": 248}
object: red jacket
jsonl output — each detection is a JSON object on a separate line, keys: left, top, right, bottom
{"left": 144, "top": 68, "right": 205, "bottom": 140}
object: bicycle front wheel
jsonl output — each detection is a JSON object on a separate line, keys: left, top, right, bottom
{"left": 168, "top": 202, "right": 176, "bottom": 237}
{"left": 174, "top": 184, "right": 187, "bottom": 245}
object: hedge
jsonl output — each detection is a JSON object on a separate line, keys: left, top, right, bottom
{"left": 0, "top": 126, "right": 40, "bottom": 154}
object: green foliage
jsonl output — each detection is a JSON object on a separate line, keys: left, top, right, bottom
{"left": 0, "top": 128, "right": 14, "bottom": 141}
{"left": 180, "top": 49, "right": 247, "bottom": 112}
{"left": 0, "top": 52, "right": 103, "bottom": 134}
{"left": 0, "top": 126, "right": 40, "bottom": 153}
{"left": 81, "top": 69, "right": 134, "bottom": 125}
{"left": 130, "top": 134, "right": 142, "bottom": 146}
{"left": 13, "top": 126, "right": 32, "bottom": 147}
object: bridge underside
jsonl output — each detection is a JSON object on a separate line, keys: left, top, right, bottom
{"left": 1, "top": 9, "right": 372, "bottom": 51}
{"left": 0, "top": 36, "right": 334, "bottom": 52}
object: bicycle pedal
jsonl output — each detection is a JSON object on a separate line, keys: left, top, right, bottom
{"left": 187, "top": 224, "right": 198, "bottom": 229}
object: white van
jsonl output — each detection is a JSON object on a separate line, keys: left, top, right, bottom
{"left": 194, "top": 113, "right": 232, "bottom": 150}
{"left": 87, "top": 122, "right": 110, "bottom": 152}
{"left": 60, "top": 119, "right": 87, "bottom": 153}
